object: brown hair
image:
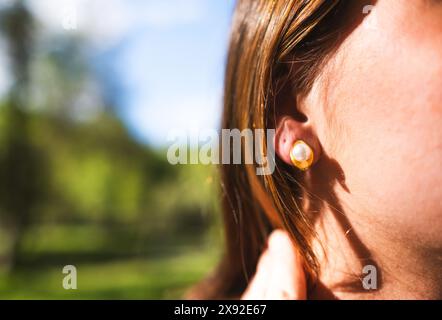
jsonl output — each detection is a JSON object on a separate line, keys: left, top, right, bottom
{"left": 191, "top": 0, "right": 356, "bottom": 299}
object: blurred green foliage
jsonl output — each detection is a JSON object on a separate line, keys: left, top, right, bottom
{"left": 0, "top": 1, "right": 222, "bottom": 299}
{"left": 0, "top": 107, "right": 223, "bottom": 299}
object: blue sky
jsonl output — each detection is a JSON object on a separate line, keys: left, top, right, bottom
{"left": 22, "top": 0, "right": 236, "bottom": 147}
{"left": 100, "top": 0, "right": 235, "bottom": 146}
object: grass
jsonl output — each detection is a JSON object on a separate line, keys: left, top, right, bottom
{"left": 0, "top": 219, "right": 223, "bottom": 299}
{"left": 0, "top": 246, "right": 219, "bottom": 299}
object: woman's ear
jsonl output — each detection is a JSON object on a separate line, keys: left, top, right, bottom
{"left": 271, "top": 75, "right": 321, "bottom": 170}
{"left": 274, "top": 115, "right": 321, "bottom": 170}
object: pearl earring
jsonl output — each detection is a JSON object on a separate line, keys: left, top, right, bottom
{"left": 290, "top": 140, "right": 314, "bottom": 171}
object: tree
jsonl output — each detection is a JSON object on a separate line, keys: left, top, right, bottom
{"left": 0, "top": 0, "right": 47, "bottom": 271}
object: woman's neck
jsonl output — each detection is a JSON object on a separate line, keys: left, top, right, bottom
{"left": 308, "top": 205, "right": 442, "bottom": 300}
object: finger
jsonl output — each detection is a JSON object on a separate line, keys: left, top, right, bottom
{"left": 241, "top": 249, "right": 272, "bottom": 300}
{"left": 264, "top": 230, "right": 307, "bottom": 300}
{"left": 241, "top": 230, "right": 308, "bottom": 300}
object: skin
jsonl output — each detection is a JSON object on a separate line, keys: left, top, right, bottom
{"left": 244, "top": 0, "right": 442, "bottom": 299}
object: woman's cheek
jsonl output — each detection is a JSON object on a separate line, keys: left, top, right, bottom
{"left": 323, "top": 11, "right": 442, "bottom": 242}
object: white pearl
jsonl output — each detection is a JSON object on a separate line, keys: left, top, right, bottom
{"left": 291, "top": 143, "right": 311, "bottom": 162}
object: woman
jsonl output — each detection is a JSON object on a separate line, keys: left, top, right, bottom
{"left": 192, "top": 0, "right": 442, "bottom": 299}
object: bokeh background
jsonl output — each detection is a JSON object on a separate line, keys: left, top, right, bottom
{"left": 0, "top": 0, "right": 235, "bottom": 298}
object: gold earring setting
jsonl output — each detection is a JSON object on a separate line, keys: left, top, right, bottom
{"left": 290, "top": 140, "right": 314, "bottom": 171}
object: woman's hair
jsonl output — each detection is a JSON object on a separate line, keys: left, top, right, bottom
{"left": 190, "top": 0, "right": 357, "bottom": 299}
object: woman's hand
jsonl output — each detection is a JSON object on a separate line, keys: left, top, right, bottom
{"left": 241, "top": 230, "right": 307, "bottom": 300}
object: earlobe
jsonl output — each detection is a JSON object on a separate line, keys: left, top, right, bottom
{"left": 274, "top": 116, "right": 320, "bottom": 170}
